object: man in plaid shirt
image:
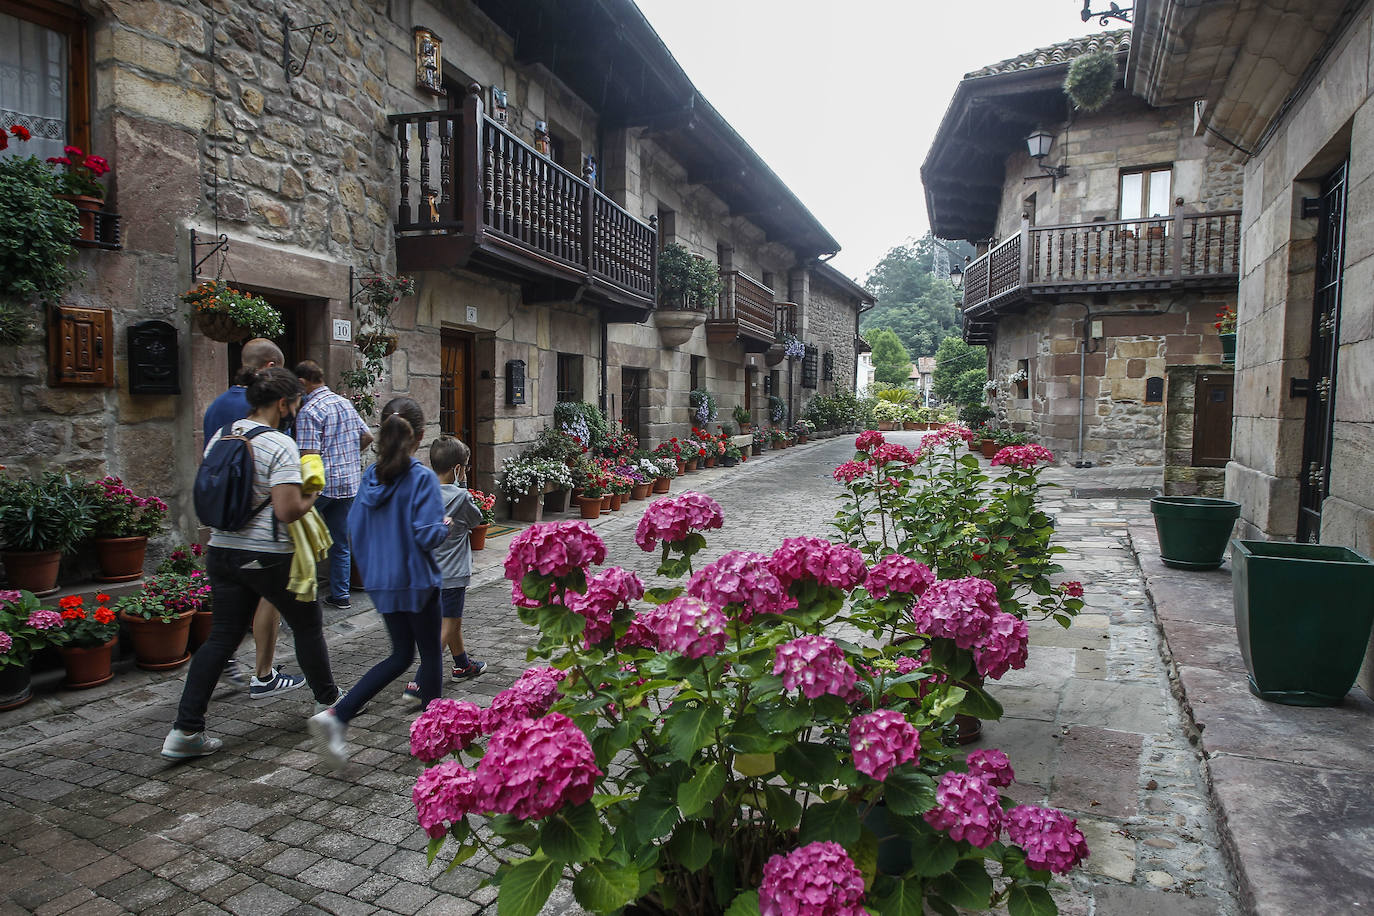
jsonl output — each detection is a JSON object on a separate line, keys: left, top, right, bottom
{"left": 294, "top": 360, "right": 374, "bottom": 609}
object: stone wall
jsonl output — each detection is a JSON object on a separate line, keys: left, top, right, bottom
{"left": 803, "top": 270, "right": 862, "bottom": 400}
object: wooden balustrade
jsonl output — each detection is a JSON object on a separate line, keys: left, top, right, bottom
{"left": 961, "top": 208, "right": 1241, "bottom": 315}
{"left": 389, "top": 97, "right": 656, "bottom": 308}
{"left": 711, "top": 270, "right": 778, "bottom": 344}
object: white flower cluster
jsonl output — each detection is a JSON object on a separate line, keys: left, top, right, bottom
{"left": 500, "top": 455, "right": 575, "bottom": 497}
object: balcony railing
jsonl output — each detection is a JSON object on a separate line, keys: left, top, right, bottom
{"left": 961, "top": 208, "right": 1242, "bottom": 317}
{"left": 706, "top": 270, "right": 795, "bottom": 349}
{"left": 389, "top": 91, "right": 656, "bottom": 310}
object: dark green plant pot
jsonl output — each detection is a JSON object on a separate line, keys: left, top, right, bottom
{"left": 861, "top": 801, "right": 912, "bottom": 876}
{"left": 1149, "top": 496, "right": 1241, "bottom": 570}
{"left": 1232, "top": 539, "right": 1374, "bottom": 706}
{"left": 1219, "top": 332, "right": 1236, "bottom": 366}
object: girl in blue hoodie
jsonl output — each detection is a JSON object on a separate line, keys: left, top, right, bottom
{"left": 309, "top": 397, "right": 447, "bottom": 766}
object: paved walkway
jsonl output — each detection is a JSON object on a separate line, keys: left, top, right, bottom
{"left": 0, "top": 435, "right": 1246, "bottom": 915}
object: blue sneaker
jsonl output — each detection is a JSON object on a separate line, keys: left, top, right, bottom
{"left": 250, "top": 667, "right": 306, "bottom": 700}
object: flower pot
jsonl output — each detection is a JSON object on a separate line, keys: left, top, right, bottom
{"left": 2, "top": 549, "right": 62, "bottom": 595}
{"left": 705, "top": 457, "right": 716, "bottom": 469}
{"left": 903, "top": 422, "right": 919, "bottom": 431}
{"left": 631, "top": 483, "right": 652, "bottom": 500}
{"left": 118, "top": 610, "right": 194, "bottom": 671}
{"left": 1149, "top": 496, "right": 1241, "bottom": 570}
{"left": 56, "top": 193, "right": 103, "bottom": 241}
{"left": 752, "top": 444, "right": 762, "bottom": 456}
{"left": 798, "top": 435, "right": 809, "bottom": 444}
{"left": 1219, "top": 331, "right": 1236, "bottom": 366}
{"left": 609, "top": 493, "right": 624, "bottom": 511}
{"left": 190, "top": 609, "right": 214, "bottom": 649}
{"left": 685, "top": 460, "right": 698, "bottom": 472}
{"left": 980, "top": 439, "right": 998, "bottom": 459}
{"left": 0, "top": 661, "right": 32, "bottom": 711}
{"left": 93, "top": 535, "right": 148, "bottom": 582}
{"left": 1232, "top": 539, "right": 1374, "bottom": 706}
{"left": 652, "top": 477, "right": 671, "bottom": 494}
{"left": 543, "top": 487, "right": 572, "bottom": 514}
{"left": 739, "top": 423, "right": 751, "bottom": 434}
{"left": 355, "top": 332, "right": 399, "bottom": 356}
{"left": 60, "top": 637, "right": 117, "bottom": 689}
{"left": 194, "top": 310, "right": 252, "bottom": 343}
{"left": 676, "top": 460, "right": 686, "bottom": 476}
{"left": 469, "top": 524, "right": 490, "bottom": 551}
{"left": 508, "top": 490, "right": 544, "bottom": 524}
{"left": 577, "top": 495, "right": 602, "bottom": 519}
{"left": 968, "top": 439, "right": 982, "bottom": 453}
{"left": 877, "top": 421, "right": 894, "bottom": 431}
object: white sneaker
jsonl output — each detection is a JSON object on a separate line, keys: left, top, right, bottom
{"left": 313, "top": 686, "right": 345, "bottom": 715}
{"left": 307, "top": 708, "right": 348, "bottom": 769}
{"left": 161, "top": 729, "right": 223, "bottom": 760}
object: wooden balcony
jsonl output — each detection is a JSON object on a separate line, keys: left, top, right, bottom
{"left": 706, "top": 270, "right": 794, "bottom": 351}
{"left": 388, "top": 90, "right": 656, "bottom": 318}
{"left": 960, "top": 208, "right": 1241, "bottom": 344}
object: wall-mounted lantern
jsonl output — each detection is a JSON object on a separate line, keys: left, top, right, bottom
{"left": 414, "top": 27, "right": 444, "bottom": 95}
{"left": 1024, "top": 127, "right": 1069, "bottom": 191}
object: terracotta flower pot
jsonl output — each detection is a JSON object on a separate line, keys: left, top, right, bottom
{"left": 94, "top": 535, "right": 149, "bottom": 582}
{"left": 630, "top": 483, "right": 652, "bottom": 500}
{"left": 600, "top": 493, "right": 612, "bottom": 510}
{"left": 705, "top": 457, "right": 717, "bottom": 469}
{"left": 981, "top": 439, "right": 998, "bottom": 459}
{"left": 190, "top": 609, "right": 214, "bottom": 649}
{"left": 609, "top": 493, "right": 624, "bottom": 511}
{"left": 1, "top": 549, "right": 62, "bottom": 595}
{"left": 686, "top": 460, "right": 698, "bottom": 472}
{"left": 676, "top": 460, "right": 686, "bottom": 475}
{"left": 652, "top": 477, "right": 671, "bottom": 494}
{"left": 469, "top": 524, "right": 490, "bottom": 551}
{"left": 878, "top": 421, "right": 895, "bottom": 431}
{"left": 752, "top": 444, "right": 762, "bottom": 456}
{"left": 118, "top": 610, "right": 194, "bottom": 671}
{"left": 577, "top": 495, "right": 602, "bottom": 519}
{"left": 60, "top": 637, "right": 117, "bottom": 689}
{"left": 0, "top": 661, "right": 32, "bottom": 711}
{"left": 798, "top": 435, "right": 809, "bottom": 444}
{"left": 56, "top": 193, "right": 102, "bottom": 241}
{"left": 968, "top": 439, "right": 982, "bottom": 453}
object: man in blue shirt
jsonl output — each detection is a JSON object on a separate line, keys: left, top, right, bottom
{"left": 200, "top": 338, "right": 304, "bottom": 698}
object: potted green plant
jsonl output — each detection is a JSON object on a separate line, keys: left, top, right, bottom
{"left": 54, "top": 592, "right": 120, "bottom": 688}
{"left": 872, "top": 400, "right": 906, "bottom": 432}
{"left": 751, "top": 425, "right": 766, "bottom": 456}
{"left": 0, "top": 126, "right": 80, "bottom": 310}
{"left": 468, "top": 490, "right": 496, "bottom": 551}
{"left": 732, "top": 403, "right": 752, "bottom": 432}
{"left": 158, "top": 544, "right": 212, "bottom": 647}
{"left": 84, "top": 476, "right": 167, "bottom": 581}
{"left": 689, "top": 389, "right": 717, "bottom": 428}
{"left": 1232, "top": 539, "right": 1374, "bottom": 705}
{"left": 1215, "top": 305, "right": 1237, "bottom": 366}
{"left": 114, "top": 572, "right": 209, "bottom": 670}
{"left": 0, "top": 470, "right": 93, "bottom": 594}
{"left": 0, "top": 590, "right": 62, "bottom": 709}
{"left": 180, "top": 280, "right": 285, "bottom": 343}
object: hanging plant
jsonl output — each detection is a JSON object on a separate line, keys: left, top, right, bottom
{"left": 1064, "top": 49, "right": 1117, "bottom": 112}
{"left": 180, "top": 280, "right": 285, "bottom": 342}
{"left": 341, "top": 272, "right": 415, "bottom": 417}
{"left": 0, "top": 126, "right": 80, "bottom": 306}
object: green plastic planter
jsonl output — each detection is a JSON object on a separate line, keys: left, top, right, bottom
{"left": 1149, "top": 496, "right": 1241, "bottom": 570}
{"left": 1219, "top": 331, "right": 1236, "bottom": 366}
{"left": 1232, "top": 539, "right": 1374, "bottom": 706}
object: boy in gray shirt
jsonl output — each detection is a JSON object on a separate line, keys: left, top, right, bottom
{"left": 404, "top": 436, "right": 486, "bottom": 701}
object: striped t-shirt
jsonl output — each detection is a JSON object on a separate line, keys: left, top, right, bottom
{"left": 205, "top": 420, "right": 301, "bottom": 554}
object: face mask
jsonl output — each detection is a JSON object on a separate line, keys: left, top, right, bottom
{"left": 278, "top": 401, "right": 297, "bottom": 432}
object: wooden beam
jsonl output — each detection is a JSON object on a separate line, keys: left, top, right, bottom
{"left": 687, "top": 165, "right": 748, "bottom": 185}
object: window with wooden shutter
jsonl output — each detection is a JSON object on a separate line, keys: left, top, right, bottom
{"left": 49, "top": 304, "right": 113, "bottom": 387}
{"left": 801, "top": 345, "right": 818, "bottom": 389}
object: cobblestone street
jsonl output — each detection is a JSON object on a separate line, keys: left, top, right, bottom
{"left": 0, "top": 435, "right": 1238, "bottom": 916}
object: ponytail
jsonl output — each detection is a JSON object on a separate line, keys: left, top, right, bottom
{"left": 375, "top": 397, "right": 425, "bottom": 483}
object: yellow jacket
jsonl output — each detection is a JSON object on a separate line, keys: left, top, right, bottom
{"left": 288, "top": 508, "right": 334, "bottom": 602}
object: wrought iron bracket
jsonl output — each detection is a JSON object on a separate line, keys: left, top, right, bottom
{"left": 1081, "top": 1, "right": 1132, "bottom": 25}
{"left": 190, "top": 228, "right": 229, "bottom": 286}
{"left": 282, "top": 13, "right": 337, "bottom": 80}
{"left": 1024, "top": 163, "right": 1069, "bottom": 192}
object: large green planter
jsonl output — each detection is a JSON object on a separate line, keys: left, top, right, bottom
{"left": 1219, "top": 331, "right": 1236, "bottom": 366}
{"left": 1232, "top": 539, "right": 1374, "bottom": 706}
{"left": 1149, "top": 496, "right": 1241, "bottom": 570}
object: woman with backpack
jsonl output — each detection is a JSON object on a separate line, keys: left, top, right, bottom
{"left": 162, "top": 368, "right": 342, "bottom": 760}
{"left": 309, "top": 397, "right": 448, "bottom": 767}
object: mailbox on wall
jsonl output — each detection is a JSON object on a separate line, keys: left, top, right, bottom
{"left": 506, "top": 359, "right": 526, "bottom": 405}
{"left": 128, "top": 320, "right": 180, "bottom": 395}
{"left": 49, "top": 305, "right": 114, "bottom": 387}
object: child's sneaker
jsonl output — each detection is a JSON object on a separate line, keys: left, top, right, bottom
{"left": 161, "top": 729, "right": 223, "bottom": 760}
{"left": 222, "top": 657, "right": 248, "bottom": 689}
{"left": 451, "top": 660, "right": 487, "bottom": 681}
{"left": 307, "top": 708, "right": 348, "bottom": 768}
{"left": 401, "top": 681, "right": 423, "bottom": 705}
{"left": 250, "top": 667, "right": 305, "bottom": 699}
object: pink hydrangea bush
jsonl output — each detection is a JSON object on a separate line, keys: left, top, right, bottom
{"left": 865, "top": 554, "right": 935, "bottom": 599}
{"left": 759, "top": 841, "right": 866, "bottom": 916}
{"left": 634, "top": 490, "right": 724, "bottom": 552}
{"left": 965, "top": 748, "right": 1015, "bottom": 787}
{"left": 410, "top": 699, "right": 483, "bottom": 762}
{"left": 924, "top": 771, "right": 1005, "bottom": 848}
{"left": 646, "top": 596, "right": 727, "bottom": 658}
{"left": 991, "top": 443, "right": 1055, "bottom": 468}
{"left": 477, "top": 713, "right": 602, "bottom": 820}
{"left": 504, "top": 520, "right": 606, "bottom": 586}
{"left": 768, "top": 536, "right": 868, "bottom": 591}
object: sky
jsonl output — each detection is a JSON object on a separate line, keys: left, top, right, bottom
{"left": 632, "top": 0, "right": 1111, "bottom": 285}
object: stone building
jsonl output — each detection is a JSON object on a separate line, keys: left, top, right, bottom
{"left": 0, "top": 0, "right": 863, "bottom": 539}
{"left": 1126, "top": 0, "right": 1374, "bottom": 687}
{"left": 921, "top": 31, "right": 1242, "bottom": 490}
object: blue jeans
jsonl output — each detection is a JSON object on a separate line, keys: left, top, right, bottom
{"left": 333, "top": 593, "right": 442, "bottom": 724}
{"left": 314, "top": 494, "right": 353, "bottom": 602}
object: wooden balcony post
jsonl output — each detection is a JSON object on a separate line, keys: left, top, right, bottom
{"left": 649, "top": 215, "right": 658, "bottom": 306}
{"left": 462, "top": 84, "right": 484, "bottom": 233}
{"left": 395, "top": 117, "right": 411, "bottom": 226}
{"left": 582, "top": 161, "right": 596, "bottom": 276}
{"left": 1018, "top": 214, "right": 1031, "bottom": 290}
{"left": 1171, "top": 198, "right": 1185, "bottom": 279}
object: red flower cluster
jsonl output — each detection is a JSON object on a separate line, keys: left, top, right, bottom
{"left": 0, "top": 124, "right": 30, "bottom": 150}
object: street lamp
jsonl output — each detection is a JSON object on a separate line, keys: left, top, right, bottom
{"left": 1024, "top": 127, "right": 1068, "bottom": 191}
{"left": 949, "top": 262, "right": 964, "bottom": 290}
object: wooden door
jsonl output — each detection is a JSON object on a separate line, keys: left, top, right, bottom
{"left": 620, "top": 368, "right": 646, "bottom": 441}
{"left": 1191, "top": 373, "right": 1233, "bottom": 467}
{"left": 227, "top": 295, "right": 309, "bottom": 382}
{"left": 441, "top": 330, "right": 476, "bottom": 475}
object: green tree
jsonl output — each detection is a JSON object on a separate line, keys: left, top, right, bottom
{"left": 860, "top": 233, "right": 973, "bottom": 358}
{"left": 867, "top": 328, "right": 912, "bottom": 386}
{"left": 933, "top": 336, "right": 987, "bottom": 405}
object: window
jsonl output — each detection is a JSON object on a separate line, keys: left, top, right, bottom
{"left": 690, "top": 354, "right": 703, "bottom": 392}
{"left": 761, "top": 271, "right": 774, "bottom": 290}
{"left": 620, "top": 368, "right": 647, "bottom": 441}
{"left": 0, "top": 0, "right": 89, "bottom": 162}
{"left": 801, "top": 345, "right": 818, "bottom": 390}
{"left": 557, "top": 353, "right": 583, "bottom": 403}
{"left": 1119, "top": 167, "right": 1173, "bottom": 221}
{"left": 657, "top": 206, "right": 676, "bottom": 248}
{"left": 822, "top": 350, "right": 834, "bottom": 382}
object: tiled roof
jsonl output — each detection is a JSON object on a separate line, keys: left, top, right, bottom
{"left": 964, "top": 29, "right": 1130, "bottom": 79}
{"left": 917, "top": 357, "right": 937, "bottom": 374}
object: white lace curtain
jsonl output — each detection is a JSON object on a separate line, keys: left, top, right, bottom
{"left": 0, "top": 12, "right": 68, "bottom": 162}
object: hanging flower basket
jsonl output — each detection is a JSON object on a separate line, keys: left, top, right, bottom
{"left": 182, "top": 281, "right": 284, "bottom": 342}
{"left": 355, "top": 332, "right": 399, "bottom": 357}
{"left": 194, "top": 310, "right": 252, "bottom": 343}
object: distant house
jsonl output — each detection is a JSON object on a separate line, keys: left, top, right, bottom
{"left": 910, "top": 357, "right": 936, "bottom": 404}
{"left": 922, "top": 31, "right": 1240, "bottom": 490}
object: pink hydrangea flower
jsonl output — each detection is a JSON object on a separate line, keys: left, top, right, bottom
{"left": 832, "top": 460, "right": 872, "bottom": 484}
{"left": 634, "top": 491, "right": 724, "bottom": 552}
{"left": 870, "top": 443, "right": 915, "bottom": 465}
{"left": 768, "top": 537, "right": 868, "bottom": 590}
{"left": 617, "top": 611, "right": 659, "bottom": 651}
{"left": 481, "top": 666, "right": 567, "bottom": 733}
{"left": 924, "top": 771, "right": 1004, "bottom": 848}
{"left": 413, "top": 759, "right": 482, "bottom": 838}
{"left": 893, "top": 655, "right": 921, "bottom": 675}
{"left": 510, "top": 580, "right": 541, "bottom": 609}
{"left": 410, "top": 699, "right": 484, "bottom": 762}
{"left": 648, "top": 596, "right": 727, "bottom": 659}
{"left": 973, "top": 612, "right": 1029, "bottom": 680}
{"left": 991, "top": 443, "right": 1055, "bottom": 468}
{"left": 849, "top": 709, "right": 921, "bottom": 781}
{"left": 0, "top": 590, "right": 21, "bottom": 606}
{"left": 760, "top": 841, "right": 866, "bottom": 916}
{"left": 912, "top": 577, "right": 1000, "bottom": 649}
{"left": 504, "top": 520, "right": 606, "bottom": 584}
{"left": 966, "top": 749, "right": 1015, "bottom": 787}
{"left": 1005, "top": 805, "right": 1090, "bottom": 874}
{"left": 855, "top": 430, "right": 886, "bottom": 451}
{"left": 1061, "top": 581, "right": 1085, "bottom": 598}
{"left": 566, "top": 566, "right": 645, "bottom": 645}
{"left": 687, "top": 550, "right": 791, "bottom": 622}
{"left": 865, "top": 555, "right": 935, "bottom": 599}
{"left": 773, "top": 635, "right": 858, "bottom": 700}
{"left": 476, "top": 713, "right": 602, "bottom": 820}
{"left": 0, "top": 631, "right": 11, "bottom": 654}
{"left": 26, "top": 609, "right": 62, "bottom": 631}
